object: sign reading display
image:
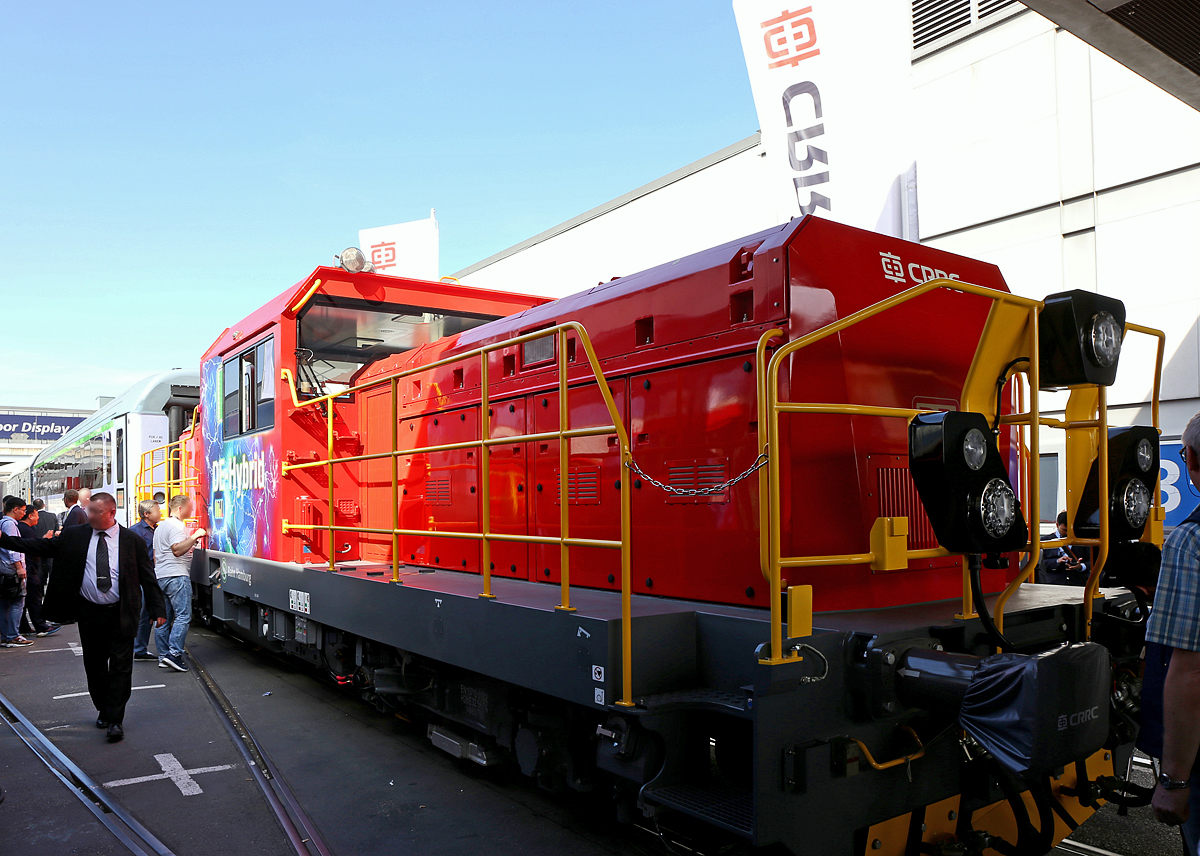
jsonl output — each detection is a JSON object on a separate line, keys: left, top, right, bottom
{"left": 0, "top": 413, "right": 87, "bottom": 441}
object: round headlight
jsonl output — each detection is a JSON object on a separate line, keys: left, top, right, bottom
{"left": 1122, "top": 479, "right": 1150, "bottom": 529}
{"left": 339, "top": 247, "right": 368, "bottom": 273}
{"left": 963, "top": 428, "right": 987, "bottom": 471}
{"left": 1136, "top": 438, "right": 1154, "bottom": 473}
{"left": 1089, "top": 311, "right": 1121, "bottom": 368}
{"left": 979, "top": 478, "right": 1017, "bottom": 539}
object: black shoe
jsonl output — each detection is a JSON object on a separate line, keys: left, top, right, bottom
{"left": 96, "top": 718, "right": 111, "bottom": 729}
{"left": 133, "top": 652, "right": 157, "bottom": 661}
{"left": 106, "top": 723, "right": 124, "bottom": 742}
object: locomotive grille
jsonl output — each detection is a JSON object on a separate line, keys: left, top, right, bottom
{"left": 425, "top": 476, "right": 451, "bottom": 506}
{"left": 554, "top": 466, "right": 601, "bottom": 506}
{"left": 876, "top": 465, "right": 939, "bottom": 550}
{"left": 664, "top": 458, "right": 729, "bottom": 505}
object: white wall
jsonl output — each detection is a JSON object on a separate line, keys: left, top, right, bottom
{"left": 456, "top": 139, "right": 782, "bottom": 298}
{"left": 914, "top": 11, "right": 1200, "bottom": 439}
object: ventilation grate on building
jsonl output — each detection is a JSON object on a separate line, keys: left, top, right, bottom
{"left": 1108, "top": 0, "right": 1200, "bottom": 75}
{"left": 979, "top": 0, "right": 1020, "bottom": 18}
{"left": 913, "top": 0, "right": 972, "bottom": 49}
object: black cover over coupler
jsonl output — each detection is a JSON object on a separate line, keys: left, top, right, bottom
{"left": 958, "top": 642, "right": 1109, "bottom": 778}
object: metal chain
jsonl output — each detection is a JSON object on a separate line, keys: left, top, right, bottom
{"left": 623, "top": 451, "right": 769, "bottom": 497}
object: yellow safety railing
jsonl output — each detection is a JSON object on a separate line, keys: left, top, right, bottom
{"left": 756, "top": 279, "right": 1165, "bottom": 664}
{"left": 279, "top": 322, "right": 636, "bottom": 707}
{"left": 135, "top": 433, "right": 199, "bottom": 507}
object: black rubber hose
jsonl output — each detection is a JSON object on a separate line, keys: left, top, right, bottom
{"left": 1045, "top": 779, "right": 1080, "bottom": 830}
{"left": 989, "top": 760, "right": 1039, "bottom": 856}
{"left": 969, "top": 553, "right": 1016, "bottom": 652}
{"left": 1026, "top": 779, "right": 1059, "bottom": 854}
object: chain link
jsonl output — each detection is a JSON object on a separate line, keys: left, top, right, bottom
{"left": 623, "top": 451, "right": 769, "bottom": 497}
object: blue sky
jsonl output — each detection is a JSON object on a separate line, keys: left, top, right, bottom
{"left": 1, "top": 2, "right": 757, "bottom": 409}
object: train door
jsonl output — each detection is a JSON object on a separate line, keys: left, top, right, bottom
{"left": 111, "top": 416, "right": 128, "bottom": 525}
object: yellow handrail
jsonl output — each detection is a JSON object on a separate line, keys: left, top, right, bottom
{"left": 758, "top": 279, "right": 1045, "bottom": 663}
{"left": 279, "top": 321, "right": 636, "bottom": 707}
{"left": 754, "top": 279, "right": 1167, "bottom": 660}
{"left": 135, "top": 436, "right": 198, "bottom": 507}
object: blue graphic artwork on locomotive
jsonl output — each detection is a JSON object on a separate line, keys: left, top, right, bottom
{"left": 202, "top": 356, "right": 279, "bottom": 558}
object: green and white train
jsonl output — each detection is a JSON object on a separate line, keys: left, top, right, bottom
{"left": 8, "top": 370, "right": 199, "bottom": 526}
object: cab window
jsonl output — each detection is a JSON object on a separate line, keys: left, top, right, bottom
{"left": 223, "top": 336, "right": 276, "bottom": 438}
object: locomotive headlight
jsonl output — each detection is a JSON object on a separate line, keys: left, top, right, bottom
{"left": 909, "top": 411, "right": 1028, "bottom": 555}
{"left": 1089, "top": 311, "right": 1121, "bottom": 369}
{"left": 1075, "top": 426, "right": 1158, "bottom": 541}
{"left": 337, "top": 247, "right": 370, "bottom": 273}
{"left": 1038, "top": 291, "right": 1126, "bottom": 389}
{"left": 963, "top": 429, "right": 987, "bottom": 471}
{"left": 1136, "top": 438, "right": 1154, "bottom": 473}
{"left": 1121, "top": 479, "right": 1151, "bottom": 529}
{"left": 980, "top": 479, "right": 1017, "bottom": 538}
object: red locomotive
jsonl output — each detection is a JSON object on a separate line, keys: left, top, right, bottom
{"left": 158, "top": 216, "right": 1163, "bottom": 856}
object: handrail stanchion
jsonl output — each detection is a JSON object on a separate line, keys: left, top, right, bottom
{"left": 557, "top": 329, "right": 575, "bottom": 612}
{"left": 327, "top": 403, "right": 336, "bottom": 572}
{"left": 994, "top": 304, "right": 1042, "bottom": 633}
{"left": 391, "top": 376, "right": 400, "bottom": 584}
{"left": 479, "top": 351, "right": 495, "bottom": 599}
{"left": 1085, "top": 385, "right": 1110, "bottom": 639}
{"left": 757, "top": 330, "right": 783, "bottom": 584}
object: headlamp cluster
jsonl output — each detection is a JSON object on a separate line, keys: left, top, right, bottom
{"left": 909, "top": 411, "right": 1029, "bottom": 555}
{"left": 1038, "top": 290, "right": 1127, "bottom": 389}
{"left": 335, "top": 247, "right": 376, "bottom": 274}
{"left": 1074, "top": 426, "right": 1159, "bottom": 541}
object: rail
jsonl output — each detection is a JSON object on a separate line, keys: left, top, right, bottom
{"left": 756, "top": 279, "right": 1165, "bottom": 664}
{"left": 279, "top": 322, "right": 636, "bottom": 708}
{"left": 134, "top": 431, "right": 198, "bottom": 507}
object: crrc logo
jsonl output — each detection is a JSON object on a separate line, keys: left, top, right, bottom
{"left": 880, "top": 251, "right": 960, "bottom": 286}
{"left": 1056, "top": 705, "right": 1101, "bottom": 731}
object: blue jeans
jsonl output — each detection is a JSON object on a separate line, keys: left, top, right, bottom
{"left": 154, "top": 576, "right": 192, "bottom": 659}
{"left": 1, "top": 595, "right": 23, "bottom": 640}
{"left": 134, "top": 603, "right": 153, "bottom": 655}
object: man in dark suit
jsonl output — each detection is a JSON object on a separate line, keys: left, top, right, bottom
{"left": 61, "top": 488, "right": 88, "bottom": 528}
{"left": 0, "top": 491, "right": 166, "bottom": 742}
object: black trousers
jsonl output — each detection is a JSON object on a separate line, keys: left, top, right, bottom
{"left": 24, "top": 569, "right": 46, "bottom": 631}
{"left": 76, "top": 599, "right": 134, "bottom": 724}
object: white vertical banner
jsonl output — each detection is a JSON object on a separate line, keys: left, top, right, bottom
{"left": 358, "top": 209, "right": 440, "bottom": 280}
{"left": 733, "top": 1, "right": 917, "bottom": 239}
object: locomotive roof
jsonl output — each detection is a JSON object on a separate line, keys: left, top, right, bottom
{"left": 203, "top": 267, "right": 550, "bottom": 362}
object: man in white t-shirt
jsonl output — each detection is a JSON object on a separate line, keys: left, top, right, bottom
{"left": 151, "top": 495, "right": 205, "bottom": 672}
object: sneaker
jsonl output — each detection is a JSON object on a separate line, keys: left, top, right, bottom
{"left": 162, "top": 653, "right": 190, "bottom": 672}
{"left": 158, "top": 658, "right": 170, "bottom": 668}
{"left": 36, "top": 625, "right": 61, "bottom": 638}
{"left": 3, "top": 637, "right": 34, "bottom": 647}
{"left": 133, "top": 651, "right": 157, "bottom": 661}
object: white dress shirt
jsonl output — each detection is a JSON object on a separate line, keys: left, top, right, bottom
{"left": 80, "top": 522, "right": 121, "bottom": 605}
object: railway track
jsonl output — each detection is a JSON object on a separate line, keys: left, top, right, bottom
{"left": 0, "top": 649, "right": 332, "bottom": 856}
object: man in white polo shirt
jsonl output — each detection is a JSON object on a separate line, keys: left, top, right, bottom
{"left": 152, "top": 495, "right": 205, "bottom": 672}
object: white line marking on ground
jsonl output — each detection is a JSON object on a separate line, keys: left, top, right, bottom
{"left": 53, "top": 684, "right": 166, "bottom": 700}
{"left": 102, "top": 753, "right": 236, "bottom": 796}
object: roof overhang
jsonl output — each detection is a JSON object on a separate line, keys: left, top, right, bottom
{"left": 1021, "top": 0, "right": 1200, "bottom": 110}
